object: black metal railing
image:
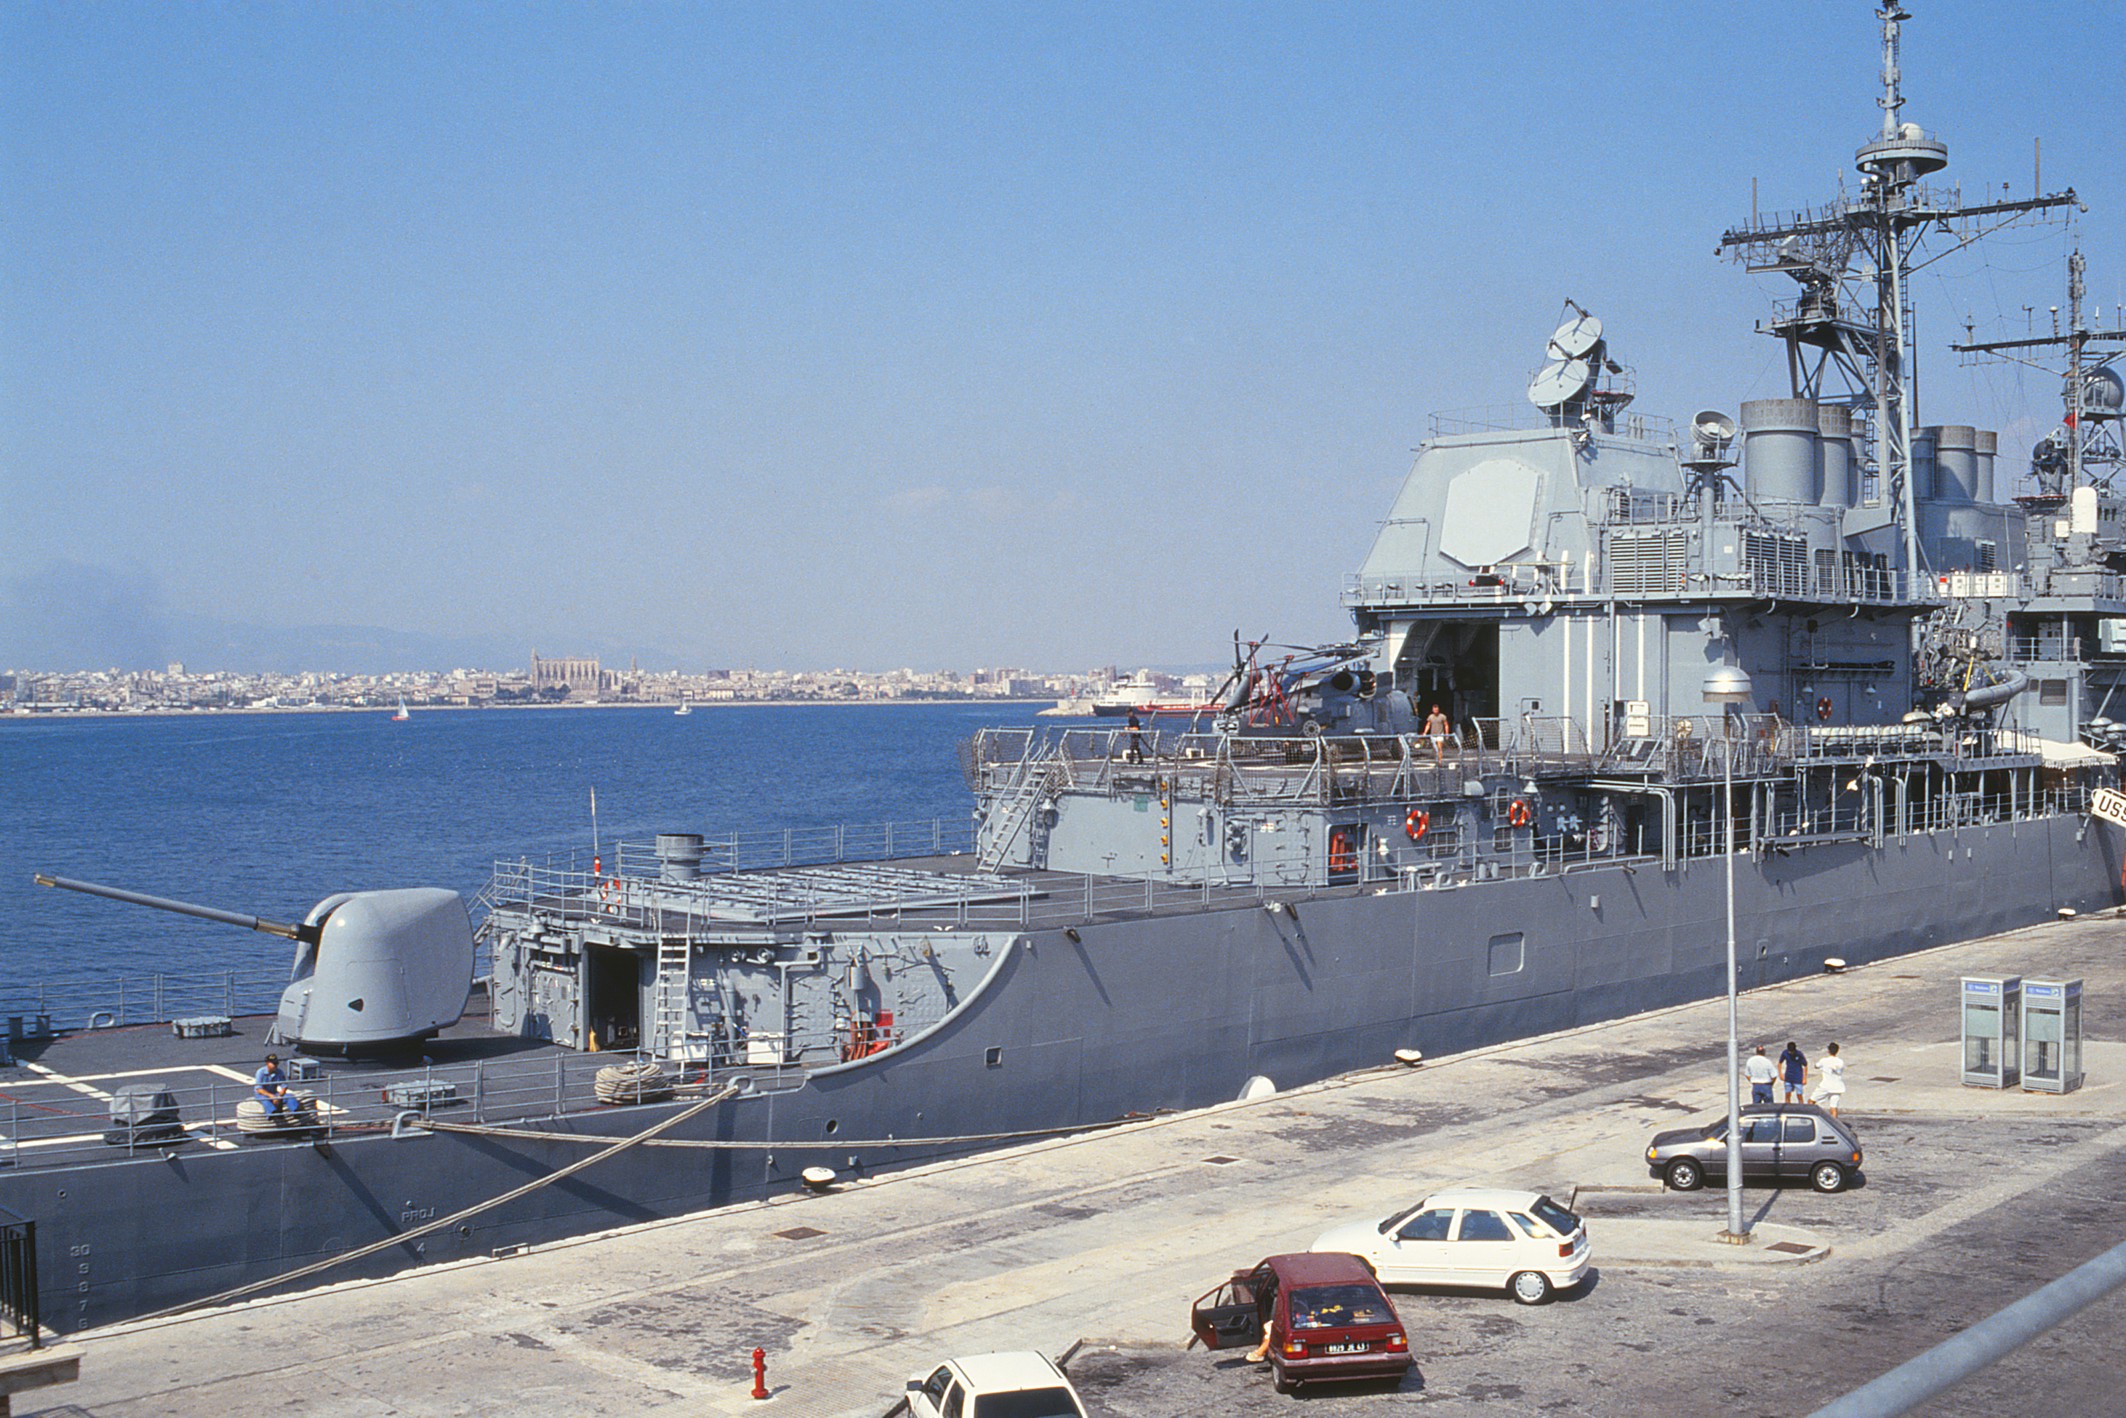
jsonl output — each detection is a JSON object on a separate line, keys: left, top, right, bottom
{"left": 0, "top": 1206, "right": 41, "bottom": 1348}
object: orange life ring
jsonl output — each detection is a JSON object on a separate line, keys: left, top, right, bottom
{"left": 1328, "top": 829, "right": 1357, "bottom": 873}
{"left": 1404, "top": 808, "right": 1430, "bottom": 841}
{"left": 1507, "top": 799, "right": 1533, "bottom": 829}
{"left": 1816, "top": 696, "right": 1834, "bottom": 722}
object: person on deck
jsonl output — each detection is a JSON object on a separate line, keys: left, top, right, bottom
{"left": 1422, "top": 704, "right": 1451, "bottom": 752}
{"left": 254, "top": 1053, "right": 293, "bottom": 1117}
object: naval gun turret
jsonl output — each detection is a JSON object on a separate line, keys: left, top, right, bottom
{"left": 33, "top": 874, "right": 473, "bottom": 1053}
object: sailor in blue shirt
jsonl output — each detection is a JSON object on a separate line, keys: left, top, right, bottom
{"left": 253, "top": 1053, "right": 293, "bottom": 1116}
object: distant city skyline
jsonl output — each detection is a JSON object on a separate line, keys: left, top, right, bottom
{"left": 5, "top": 3, "right": 2119, "bottom": 673}
{"left": 4, "top": 656, "right": 1230, "bottom": 714}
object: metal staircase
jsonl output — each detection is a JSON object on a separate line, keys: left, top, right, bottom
{"left": 976, "top": 759, "right": 1057, "bottom": 872}
{"left": 648, "top": 938, "right": 694, "bottom": 1060}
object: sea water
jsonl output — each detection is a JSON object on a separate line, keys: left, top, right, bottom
{"left": 0, "top": 702, "right": 1049, "bottom": 995}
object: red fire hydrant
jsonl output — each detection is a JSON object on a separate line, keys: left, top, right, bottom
{"left": 751, "top": 1346, "right": 769, "bottom": 1400}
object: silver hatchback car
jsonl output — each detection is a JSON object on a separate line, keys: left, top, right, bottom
{"left": 1646, "top": 1104, "right": 1863, "bottom": 1193}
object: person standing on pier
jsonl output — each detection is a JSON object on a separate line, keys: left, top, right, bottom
{"left": 1813, "top": 1042, "right": 1847, "bottom": 1117}
{"left": 1743, "top": 1045, "right": 1777, "bottom": 1105}
{"left": 1126, "top": 709, "right": 1145, "bottom": 763}
{"left": 1778, "top": 1040, "right": 1809, "bottom": 1104}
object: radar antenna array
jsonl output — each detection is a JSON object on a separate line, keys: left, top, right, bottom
{"left": 1527, "top": 300, "right": 1635, "bottom": 430}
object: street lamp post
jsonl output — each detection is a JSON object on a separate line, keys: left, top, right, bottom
{"left": 1704, "top": 664, "right": 1754, "bottom": 1243}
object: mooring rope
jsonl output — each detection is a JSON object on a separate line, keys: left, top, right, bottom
{"left": 126, "top": 1083, "right": 741, "bottom": 1325}
{"left": 413, "top": 1108, "right": 1161, "bottom": 1151}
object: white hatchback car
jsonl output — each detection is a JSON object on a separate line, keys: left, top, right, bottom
{"left": 903, "top": 1351, "right": 1088, "bottom": 1418}
{"left": 1309, "top": 1187, "right": 1591, "bottom": 1304}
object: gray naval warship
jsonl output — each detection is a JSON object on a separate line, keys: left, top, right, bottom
{"left": 8, "top": 4, "right": 2124, "bottom": 1336}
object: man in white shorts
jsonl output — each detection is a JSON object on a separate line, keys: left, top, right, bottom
{"left": 1812, "top": 1041, "right": 1848, "bottom": 1117}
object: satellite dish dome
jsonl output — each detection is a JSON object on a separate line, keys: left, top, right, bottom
{"left": 1527, "top": 358, "right": 1592, "bottom": 408}
{"left": 1899, "top": 122, "right": 1925, "bottom": 140}
{"left": 1693, "top": 409, "right": 1738, "bottom": 445}
{"left": 2078, "top": 367, "right": 2125, "bottom": 415}
{"left": 1547, "top": 313, "right": 1603, "bottom": 359}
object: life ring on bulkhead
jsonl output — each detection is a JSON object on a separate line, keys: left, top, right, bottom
{"left": 1404, "top": 808, "right": 1430, "bottom": 841}
{"left": 1816, "top": 696, "right": 1835, "bottom": 722}
{"left": 1507, "top": 799, "right": 1534, "bottom": 829}
{"left": 1327, "top": 829, "right": 1358, "bottom": 873}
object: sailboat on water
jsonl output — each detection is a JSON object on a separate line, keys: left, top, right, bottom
{"left": 675, "top": 697, "right": 692, "bottom": 716}
{"left": 392, "top": 696, "right": 410, "bottom": 722}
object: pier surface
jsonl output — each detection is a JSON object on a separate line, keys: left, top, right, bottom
{"left": 40, "top": 913, "right": 2126, "bottom": 1417}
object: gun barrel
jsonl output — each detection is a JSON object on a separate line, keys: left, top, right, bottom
{"left": 33, "top": 874, "right": 306, "bottom": 942}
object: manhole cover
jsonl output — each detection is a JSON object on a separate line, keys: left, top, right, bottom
{"left": 1765, "top": 1241, "right": 1813, "bottom": 1255}
{"left": 775, "top": 1226, "right": 827, "bottom": 1240}
{"left": 1203, "top": 1156, "right": 1241, "bottom": 1166}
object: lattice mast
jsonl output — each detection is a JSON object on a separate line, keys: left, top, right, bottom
{"left": 1715, "top": 3, "right": 2078, "bottom": 580}
{"left": 1953, "top": 248, "right": 2126, "bottom": 504}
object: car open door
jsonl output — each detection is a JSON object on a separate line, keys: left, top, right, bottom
{"left": 1190, "top": 1274, "right": 1261, "bottom": 1350}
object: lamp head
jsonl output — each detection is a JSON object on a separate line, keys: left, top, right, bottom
{"left": 1702, "top": 665, "right": 1756, "bottom": 705}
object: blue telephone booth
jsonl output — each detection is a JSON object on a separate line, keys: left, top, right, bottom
{"left": 2021, "top": 979, "right": 2084, "bottom": 1094}
{"left": 1960, "top": 976, "right": 2021, "bottom": 1088}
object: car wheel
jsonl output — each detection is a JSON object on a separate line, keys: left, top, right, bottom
{"left": 1811, "top": 1160, "right": 1847, "bottom": 1193}
{"left": 1666, "top": 1157, "right": 1704, "bottom": 1191}
{"left": 1509, "top": 1269, "right": 1553, "bottom": 1305}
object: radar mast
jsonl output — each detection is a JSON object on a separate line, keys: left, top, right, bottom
{"left": 1715, "top": 3, "right": 2080, "bottom": 581}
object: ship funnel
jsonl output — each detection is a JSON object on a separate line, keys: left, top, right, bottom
{"left": 1933, "top": 426, "right": 1978, "bottom": 502}
{"left": 1817, "top": 404, "right": 1855, "bottom": 508}
{"left": 1740, "top": 399, "right": 1820, "bottom": 503}
{"left": 1911, "top": 427, "right": 1939, "bottom": 501}
{"left": 1974, "top": 429, "right": 1998, "bottom": 503}
{"left": 656, "top": 833, "right": 706, "bottom": 882}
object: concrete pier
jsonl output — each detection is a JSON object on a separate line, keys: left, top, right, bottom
{"left": 43, "top": 913, "right": 2126, "bottom": 1417}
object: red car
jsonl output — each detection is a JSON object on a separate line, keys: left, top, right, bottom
{"left": 1191, "top": 1252, "right": 1413, "bottom": 1395}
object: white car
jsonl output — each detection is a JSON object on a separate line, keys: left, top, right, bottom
{"left": 904, "top": 1351, "right": 1089, "bottom": 1418}
{"left": 1309, "top": 1187, "right": 1591, "bottom": 1304}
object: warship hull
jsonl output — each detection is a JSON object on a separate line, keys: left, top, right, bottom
{"left": 9, "top": 814, "right": 2115, "bottom": 1334}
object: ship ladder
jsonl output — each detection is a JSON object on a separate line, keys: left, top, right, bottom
{"left": 649, "top": 938, "right": 693, "bottom": 1061}
{"left": 976, "top": 762, "right": 1057, "bottom": 872}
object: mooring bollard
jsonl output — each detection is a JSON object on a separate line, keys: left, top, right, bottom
{"left": 751, "top": 1346, "right": 768, "bottom": 1400}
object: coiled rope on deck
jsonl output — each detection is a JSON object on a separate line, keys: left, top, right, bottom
{"left": 127, "top": 1082, "right": 741, "bottom": 1326}
{"left": 592, "top": 1060, "right": 672, "bottom": 1105}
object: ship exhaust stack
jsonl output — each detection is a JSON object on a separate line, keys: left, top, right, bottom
{"left": 1817, "top": 404, "right": 1856, "bottom": 509}
{"left": 1933, "top": 425, "right": 1979, "bottom": 502}
{"left": 33, "top": 874, "right": 472, "bottom": 1053}
{"left": 1740, "top": 399, "right": 1820, "bottom": 503}
{"left": 655, "top": 834, "right": 706, "bottom": 882}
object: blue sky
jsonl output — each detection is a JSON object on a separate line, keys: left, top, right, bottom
{"left": 3, "top": 1, "right": 2119, "bottom": 673}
